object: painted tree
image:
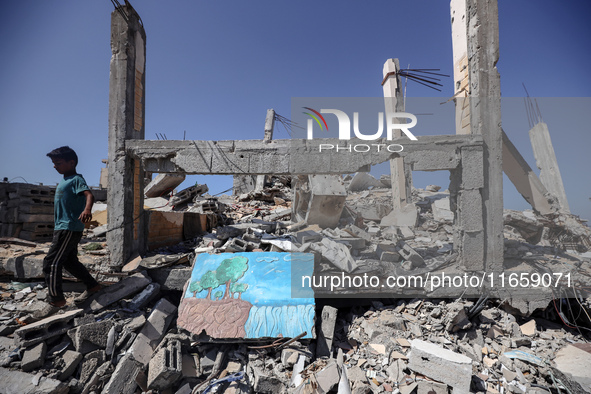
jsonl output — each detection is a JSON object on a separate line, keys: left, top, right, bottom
{"left": 189, "top": 280, "right": 202, "bottom": 297}
{"left": 199, "top": 270, "right": 220, "bottom": 300}
{"left": 215, "top": 256, "right": 248, "bottom": 299}
{"left": 231, "top": 283, "right": 248, "bottom": 299}
{"left": 214, "top": 290, "right": 223, "bottom": 301}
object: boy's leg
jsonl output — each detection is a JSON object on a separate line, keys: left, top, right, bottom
{"left": 62, "top": 231, "right": 99, "bottom": 290}
{"left": 43, "top": 230, "right": 81, "bottom": 304}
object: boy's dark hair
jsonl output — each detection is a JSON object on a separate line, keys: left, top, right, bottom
{"left": 47, "top": 146, "right": 78, "bottom": 166}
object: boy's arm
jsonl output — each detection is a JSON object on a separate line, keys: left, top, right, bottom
{"left": 79, "top": 190, "right": 95, "bottom": 223}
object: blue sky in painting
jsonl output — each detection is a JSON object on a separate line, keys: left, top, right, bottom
{"left": 185, "top": 252, "right": 315, "bottom": 305}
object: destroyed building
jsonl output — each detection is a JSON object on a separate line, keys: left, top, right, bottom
{"left": 1, "top": 0, "right": 591, "bottom": 393}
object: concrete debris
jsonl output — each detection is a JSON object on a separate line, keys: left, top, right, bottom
{"left": 144, "top": 173, "right": 186, "bottom": 198}
{"left": 408, "top": 339, "right": 472, "bottom": 393}
{"left": 0, "top": 180, "right": 590, "bottom": 393}
{"left": 21, "top": 341, "right": 47, "bottom": 372}
{"left": 554, "top": 344, "right": 591, "bottom": 392}
{"left": 347, "top": 172, "right": 384, "bottom": 192}
{"left": 147, "top": 339, "right": 182, "bottom": 390}
{"left": 380, "top": 203, "right": 419, "bottom": 227}
{"left": 169, "top": 184, "right": 209, "bottom": 207}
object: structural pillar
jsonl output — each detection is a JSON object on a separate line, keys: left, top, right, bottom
{"left": 107, "top": 3, "right": 147, "bottom": 267}
{"left": 466, "top": 0, "right": 504, "bottom": 271}
{"left": 255, "top": 109, "right": 276, "bottom": 191}
{"left": 383, "top": 59, "right": 412, "bottom": 210}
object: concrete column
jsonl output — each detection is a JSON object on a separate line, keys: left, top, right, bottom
{"left": 450, "top": 0, "right": 471, "bottom": 135}
{"left": 255, "top": 109, "right": 276, "bottom": 191}
{"left": 466, "top": 0, "right": 504, "bottom": 271}
{"left": 456, "top": 146, "right": 485, "bottom": 270}
{"left": 383, "top": 59, "right": 411, "bottom": 210}
{"left": 529, "top": 122, "right": 570, "bottom": 213}
{"left": 107, "top": 4, "right": 147, "bottom": 267}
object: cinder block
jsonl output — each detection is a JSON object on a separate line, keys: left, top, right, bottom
{"left": 129, "top": 298, "right": 177, "bottom": 366}
{"left": 68, "top": 319, "right": 115, "bottom": 354}
{"left": 408, "top": 339, "right": 472, "bottom": 393}
{"left": 147, "top": 339, "right": 182, "bottom": 390}
{"left": 14, "top": 309, "right": 83, "bottom": 347}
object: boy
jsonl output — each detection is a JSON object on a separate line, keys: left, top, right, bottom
{"left": 35, "top": 146, "right": 101, "bottom": 319}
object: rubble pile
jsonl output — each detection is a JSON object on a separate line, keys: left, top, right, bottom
{"left": 0, "top": 174, "right": 590, "bottom": 393}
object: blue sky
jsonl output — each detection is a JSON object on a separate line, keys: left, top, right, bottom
{"left": 1, "top": 1, "right": 590, "bottom": 220}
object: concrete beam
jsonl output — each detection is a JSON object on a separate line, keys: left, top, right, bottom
{"left": 529, "top": 122, "right": 570, "bottom": 213}
{"left": 502, "top": 130, "right": 555, "bottom": 215}
{"left": 127, "top": 135, "right": 482, "bottom": 175}
{"left": 466, "top": 0, "right": 504, "bottom": 271}
{"left": 107, "top": 4, "right": 147, "bottom": 266}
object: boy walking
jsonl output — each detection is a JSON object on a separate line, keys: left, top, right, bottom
{"left": 35, "top": 146, "right": 101, "bottom": 319}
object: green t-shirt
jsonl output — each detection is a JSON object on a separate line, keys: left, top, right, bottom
{"left": 54, "top": 174, "right": 90, "bottom": 231}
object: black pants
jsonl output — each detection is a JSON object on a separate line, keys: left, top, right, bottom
{"left": 43, "top": 230, "right": 99, "bottom": 303}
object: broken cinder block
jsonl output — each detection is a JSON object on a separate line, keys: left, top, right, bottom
{"left": 14, "top": 308, "right": 83, "bottom": 347}
{"left": 147, "top": 339, "right": 182, "bottom": 390}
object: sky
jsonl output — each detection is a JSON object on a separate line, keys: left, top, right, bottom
{"left": 1, "top": 1, "right": 590, "bottom": 221}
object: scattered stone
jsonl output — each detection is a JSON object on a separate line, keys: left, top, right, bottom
{"left": 408, "top": 339, "right": 472, "bottom": 393}
{"left": 58, "top": 350, "right": 83, "bottom": 381}
{"left": 21, "top": 342, "right": 47, "bottom": 372}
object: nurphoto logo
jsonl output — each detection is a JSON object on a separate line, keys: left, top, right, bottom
{"left": 303, "top": 107, "right": 418, "bottom": 153}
